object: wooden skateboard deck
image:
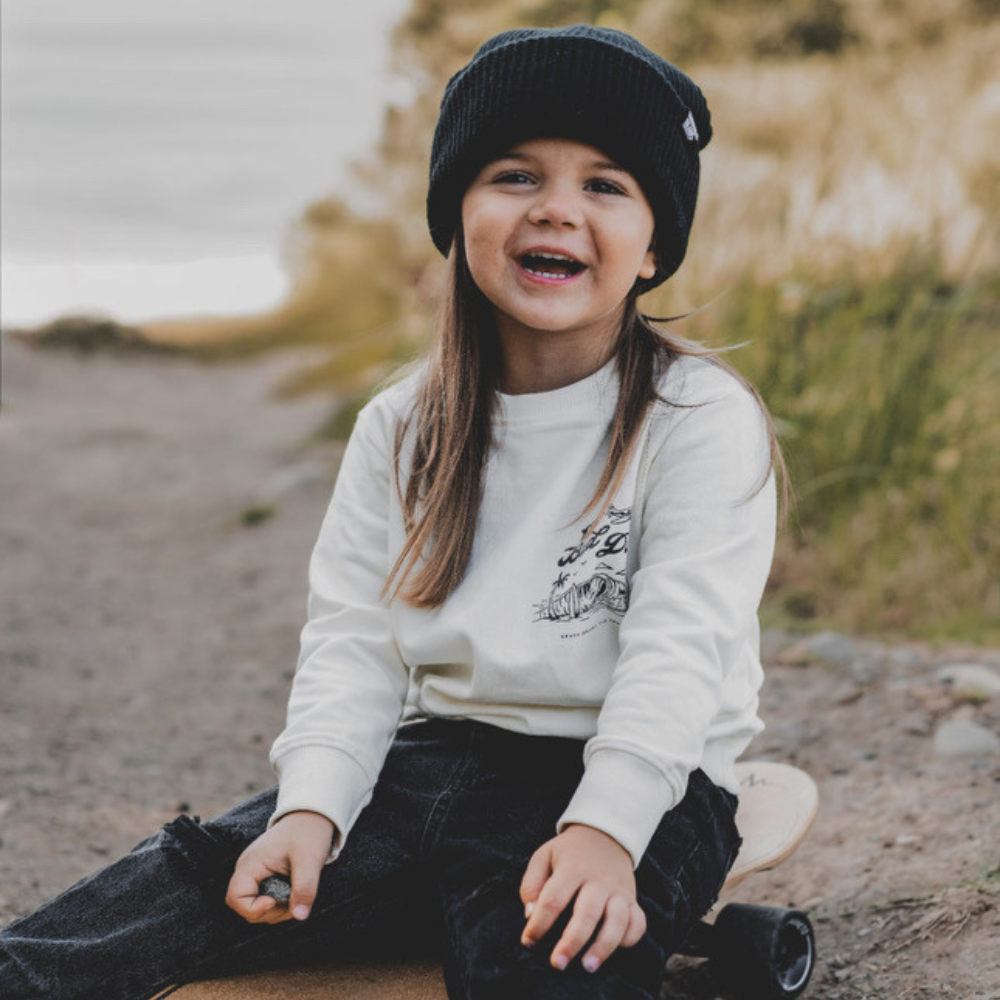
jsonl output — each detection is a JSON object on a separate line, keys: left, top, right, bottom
{"left": 170, "top": 761, "right": 818, "bottom": 999}
{"left": 724, "top": 761, "right": 818, "bottom": 890}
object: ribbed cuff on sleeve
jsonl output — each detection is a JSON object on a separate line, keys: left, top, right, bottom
{"left": 556, "top": 747, "right": 685, "bottom": 869}
{"left": 269, "top": 745, "right": 374, "bottom": 862}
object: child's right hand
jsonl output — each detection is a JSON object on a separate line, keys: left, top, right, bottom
{"left": 225, "top": 810, "right": 336, "bottom": 925}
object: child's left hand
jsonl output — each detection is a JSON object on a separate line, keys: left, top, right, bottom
{"left": 519, "top": 823, "right": 646, "bottom": 972}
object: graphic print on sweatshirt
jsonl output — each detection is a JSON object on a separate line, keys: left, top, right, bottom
{"left": 533, "top": 506, "right": 631, "bottom": 626}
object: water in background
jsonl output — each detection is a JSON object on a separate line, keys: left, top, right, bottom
{"left": 1, "top": 0, "right": 410, "bottom": 325}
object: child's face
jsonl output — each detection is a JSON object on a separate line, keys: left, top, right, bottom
{"left": 461, "top": 137, "right": 657, "bottom": 359}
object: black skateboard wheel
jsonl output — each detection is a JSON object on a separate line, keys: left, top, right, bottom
{"left": 711, "top": 903, "right": 814, "bottom": 999}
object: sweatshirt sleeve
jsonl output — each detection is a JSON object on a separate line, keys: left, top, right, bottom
{"left": 557, "top": 368, "right": 777, "bottom": 866}
{"left": 268, "top": 396, "right": 409, "bottom": 859}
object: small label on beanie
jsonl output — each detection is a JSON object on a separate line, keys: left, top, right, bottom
{"left": 682, "top": 111, "right": 699, "bottom": 143}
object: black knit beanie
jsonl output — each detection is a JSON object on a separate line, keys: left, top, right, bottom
{"left": 427, "top": 24, "right": 712, "bottom": 289}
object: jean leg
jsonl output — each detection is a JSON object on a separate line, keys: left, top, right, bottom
{"left": 0, "top": 790, "right": 276, "bottom": 1000}
{"left": 432, "top": 725, "right": 629, "bottom": 1000}
{"left": 0, "top": 727, "right": 455, "bottom": 1000}
{"left": 175, "top": 727, "right": 469, "bottom": 983}
{"left": 433, "top": 726, "right": 740, "bottom": 1000}
{"left": 194, "top": 765, "right": 448, "bottom": 979}
{"left": 636, "top": 770, "right": 742, "bottom": 962}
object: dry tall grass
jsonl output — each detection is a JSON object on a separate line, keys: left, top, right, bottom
{"left": 647, "top": 17, "right": 1000, "bottom": 313}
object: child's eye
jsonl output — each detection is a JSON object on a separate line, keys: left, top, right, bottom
{"left": 492, "top": 170, "right": 534, "bottom": 185}
{"left": 587, "top": 178, "right": 627, "bottom": 196}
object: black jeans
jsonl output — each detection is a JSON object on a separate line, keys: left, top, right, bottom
{"left": 0, "top": 719, "right": 740, "bottom": 1000}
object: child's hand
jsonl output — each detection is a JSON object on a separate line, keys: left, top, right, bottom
{"left": 225, "top": 810, "right": 336, "bottom": 925}
{"left": 519, "top": 824, "right": 646, "bottom": 973}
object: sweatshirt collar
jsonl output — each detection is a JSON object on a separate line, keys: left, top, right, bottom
{"left": 496, "top": 358, "right": 619, "bottom": 425}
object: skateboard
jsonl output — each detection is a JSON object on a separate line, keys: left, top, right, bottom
{"left": 170, "top": 761, "right": 818, "bottom": 1000}
{"left": 678, "top": 760, "right": 819, "bottom": 999}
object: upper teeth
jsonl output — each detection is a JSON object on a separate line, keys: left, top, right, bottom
{"left": 534, "top": 253, "right": 574, "bottom": 262}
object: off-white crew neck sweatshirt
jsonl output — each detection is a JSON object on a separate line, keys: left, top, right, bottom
{"left": 269, "top": 354, "right": 776, "bottom": 867}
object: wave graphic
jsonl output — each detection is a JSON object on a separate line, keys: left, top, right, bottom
{"left": 534, "top": 572, "right": 629, "bottom": 623}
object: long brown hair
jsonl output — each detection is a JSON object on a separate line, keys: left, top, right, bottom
{"left": 386, "top": 234, "right": 786, "bottom": 609}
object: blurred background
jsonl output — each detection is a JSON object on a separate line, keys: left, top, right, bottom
{"left": 3, "top": 0, "right": 999, "bottom": 642}
{"left": 1, "top": 0, "right": 410, "bottom": 323}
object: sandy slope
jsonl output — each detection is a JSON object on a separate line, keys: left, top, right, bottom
{"left": 1, "top": 337, "right": 997, "bottom": 999}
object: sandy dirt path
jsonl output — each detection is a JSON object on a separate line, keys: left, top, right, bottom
{"left": 1, "top": 336, "right": 997, "bottom": 999}
{"left": 0, "top": 336, "right": 341, "bottom": 907}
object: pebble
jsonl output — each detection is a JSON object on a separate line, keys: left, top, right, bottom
{"left": 904, "top": 716, "right": 933, "bottom": 737}
{"left": 805, "top": 631, "right": 858, "bottom": 667}
{"left": 259, "top": 875, "right": 292, "bottom": 902}
{"left": 849, "top": 657, "right": 880, "bottom": 686}
{"left": 932, "top": 719, "right": 1000, "bottom": 758}
{"left": 887, "top": 647, "right": 924, "bottom": 669}
{"left": 776, "top": 641, "right": 814, "bottom": 667}
{"left": 833, "top": 682, "right": 864, "bottom": 705}
{"left": 935, "top": 663, "right": 1000, "bottom": 700}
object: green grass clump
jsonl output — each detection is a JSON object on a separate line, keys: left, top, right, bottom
{"left": 24, "top": 316, "right": 179, "bottom": 355}
{"left": 241, "top": 504, "right": 277, "bottom": 527}
{"left": 711, "top": 255, "right": 999, "bottom": 641}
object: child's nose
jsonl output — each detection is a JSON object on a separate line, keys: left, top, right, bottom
{"left": 526, "top": 183, "right": 583, "bottom": 228}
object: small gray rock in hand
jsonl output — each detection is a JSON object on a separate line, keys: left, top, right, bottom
{"left": 258, "top": 874, "right": 292, "bottom": 903}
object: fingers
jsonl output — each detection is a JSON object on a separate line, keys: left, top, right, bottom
{"left": 577, "top": 895, "right": 632, "bottom": 972}
{"left": 232, "top": 852, "right": 322, "bottom": 925}
{"left": 621, "top": 902, "right": 647, "bottom": 948}
{"left": 519, "top": 842, "right": 552, "bottom": 915}
{"left": 548, "top": 894, "right": 647, "bottom": 972}
{"left": 549, "top": 883, "right": 607, "bottom": 970}
{"left": 224, "top": 811, "right": 335, "bottom": 926}
{"left": 287, "top": 854, "right": 322, "bottom": 922}
{"left": 225, "top": 855, "right": 293, "bottom": 925}
{"left": 521, "top": 880, "right": 648, "bottom": 973}
{"left": 526, "top": 885, "right": 646, "bottom": 972}
{"left": 521, "top": 865, "right": 576, "bottom": 949}
{"left": 247, "top": 893, "right": 285, "bottom": 923}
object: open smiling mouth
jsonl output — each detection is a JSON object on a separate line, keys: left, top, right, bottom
{"left": 519, "top": 252, "right": 587, "bottom": 280}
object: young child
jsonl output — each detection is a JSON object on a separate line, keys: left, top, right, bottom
{"left": 0, "top": 24, "right": 780, "bottom": 1000}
